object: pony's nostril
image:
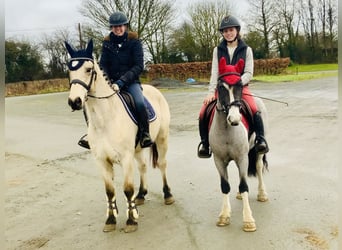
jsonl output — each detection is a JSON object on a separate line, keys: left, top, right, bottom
{"left": 68, "top": 97, "right": 83, "bottom": 110}
{"left": 75, "top": 97, "right": 82, "bottom": 107}
{"left": 68, "top": 98, "right": 73, "bottom": 107}
{"left": 227, "top": 116, "right": 239, "bottom": 126}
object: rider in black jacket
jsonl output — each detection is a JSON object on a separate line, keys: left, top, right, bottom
{"left": 101, "top": 11, "right": 153, "bottom": 148}
{"left": 78, "top": 11, "right": 153, "bottom": 149}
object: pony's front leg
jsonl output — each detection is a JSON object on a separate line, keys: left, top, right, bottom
{"left": 213, "top": 156, "right": 231, "bottom": 227}
{"left": 256, "top": 154, "right": 268, "bottom": 202}
{"left": 97, "top": 159, "right": 118, "bottom": 232}
{"left": 216, "top": 178, "right": 231, "bottom": 227}
{"left": 122, "top": 157, "right": 139, "bottom": 233}
{"left": 236, "top": 155, "right": 256, "bottom": 232}
{"left": 239, "top": 178, "right": 256, "bottom": 232}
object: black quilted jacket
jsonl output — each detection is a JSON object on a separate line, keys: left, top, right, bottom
{"left": 99, "top": 31, "right": 144, "bottom": 85}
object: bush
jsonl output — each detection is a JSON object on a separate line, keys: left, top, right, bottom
{"left": 146, "top": 58, "right": 290, "bottom": 81}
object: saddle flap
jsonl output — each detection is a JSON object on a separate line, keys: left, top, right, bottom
{"left": 240, "top": 99, "right": 254, "bottom": 131}
{"left": 118, "top": 91, "right": 156, "bottom": 125}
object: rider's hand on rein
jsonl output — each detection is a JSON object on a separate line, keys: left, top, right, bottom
{"left": 110, "top": 83, "right": 120, "bottom": 92}
{"left": 204, "top": 94, "right": 215, "bottom": 105}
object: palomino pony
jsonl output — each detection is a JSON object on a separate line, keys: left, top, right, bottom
{"left": 65, "top": 39, "right": 174, "bottom": 233}
{"left": 209, "top": 57, "right": 268, "bottom": 232}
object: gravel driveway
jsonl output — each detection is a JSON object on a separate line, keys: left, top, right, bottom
{"left": 5, "top": 77, "right": 338, "bottom": 250}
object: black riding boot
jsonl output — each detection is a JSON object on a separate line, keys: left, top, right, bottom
{"left": 197, "top": 116, "right": 211, "bottom": 158}
{"left": 78, "top": 108, "right": 90, "bottom": 149}
{"left": 137, "top": 108, "right": 154, "bottom": 148}
{"left": 253, "top": 111, "right": 269, "bottom": 154}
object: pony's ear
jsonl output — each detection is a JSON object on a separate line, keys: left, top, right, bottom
{"left": 85, "top": 39, "right": 93, "bottom": 56}
{"left": 235, "top": 58, "right": 245, "bottom": 74}
{"left": 219, "top": 57, "right": 227, "bottom": 74}
{"left": 65, "top": 41, "right": 75, "bottom": 57}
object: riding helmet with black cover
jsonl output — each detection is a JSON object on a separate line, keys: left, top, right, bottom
{"left": 219, "top": 15, "right": 241, "bottom": 32}
{"left": 109, "top": 11, "right": 129, "bottom": 27}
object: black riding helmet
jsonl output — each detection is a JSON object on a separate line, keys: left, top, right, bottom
{"left": 219, "top": 15, "right": 241, "bottom": 32}
{"left": 109, "top": 11, "right": 129, "bottom": 27}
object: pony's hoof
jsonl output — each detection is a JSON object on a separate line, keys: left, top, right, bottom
{"left": 216, "top": 216, "right": 230, "bottom": 227}
{"left": 103, "top": 224, "right": 116, "bottom": 232}
{"left": 257, "top": 194, "right": 268, "bottom": 202}
{"left": 236, "top": 192, "right": 242, "bottom": 200}
{"left": 124, "top": 224, "right": 138, "bottom": 233}
{"left": 164, "top": 196, "right": 175, "bottom": 205}
{"left": 243, "top": 222, "right": 256, "bottom": 232}
{"left": 135, "top": 198, "right": 145, "bottom": 206}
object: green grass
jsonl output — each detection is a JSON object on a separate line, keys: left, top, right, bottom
{"left": 254, "top": 63, "right": 337, "bottom": 82}
{"left": 287, "top": 63, "right": 338, "bottom": 73}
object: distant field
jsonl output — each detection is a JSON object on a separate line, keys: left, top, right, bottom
{"left": 287, "top": 63, "right": 338, "bottom": 73}
{"left": 253, "top": 63, "right": 337, "bottom": 82}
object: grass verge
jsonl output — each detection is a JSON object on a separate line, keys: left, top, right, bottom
{"left": 254, "top": 63, "right": 337, "bottom": 82}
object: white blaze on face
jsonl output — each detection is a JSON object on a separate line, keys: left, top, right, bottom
{"left": 227, "top": 85, "right": 241, "bottom": 125}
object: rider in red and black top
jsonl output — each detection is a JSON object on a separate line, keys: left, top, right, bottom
{"left": 197, "top": 15, "right": 269, "bottom": 158}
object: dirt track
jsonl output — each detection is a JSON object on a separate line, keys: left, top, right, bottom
{"left": 5, "top": 77, "right": 338, "bottom": 250}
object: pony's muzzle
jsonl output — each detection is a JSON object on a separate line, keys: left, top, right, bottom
{"left": 230, "top": 120, "right": 239, "bottom": 126}
{"left": 227, "top": 114, "right": 241, "bottom": 126}
{"left": 68, "top": 97, "right": 83, "bottom": 111}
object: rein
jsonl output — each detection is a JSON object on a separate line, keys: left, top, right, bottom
{"left": 88, "top": 91, "right": 117, "bottom": 99}
{"left": 243, "top": 93, "right": 289, "bottom": 106}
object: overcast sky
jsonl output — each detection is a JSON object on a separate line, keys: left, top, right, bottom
{"left": 5, "top": 0, "right": 247, "bottom": 42}
{"left": 5, "top": 0, "right": 85, "bottom": 41}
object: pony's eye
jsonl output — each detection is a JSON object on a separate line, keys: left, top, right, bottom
{"left": 86, "top": 68, "right": 92, "bottom": 73}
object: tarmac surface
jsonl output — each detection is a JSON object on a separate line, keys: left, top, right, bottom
{"left": 5, "top": 77, "right": 338, "bottom": 250}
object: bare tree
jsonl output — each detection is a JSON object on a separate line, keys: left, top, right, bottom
{"left": 317, "top": 0, "right": 327, "bottom": 57}
{"left": 247, "top": 0, "right": 276, "bottom": 58}
{"left": 188, "top": 0, "right": 235, "bottom": 61}
{"left": 272, "top": 0, "right": 301, "bottom": 60}
{"left": 40, "top": 29, "right": 75, "bottom": 77}
{"left": 141, "top": 1, "right": 175, "bottom": 63}
{"left": 326, "top": 0, "right": 337, "bottom": 60}
{"left": 79, "top": 0, "right": 175, "bottom": 63}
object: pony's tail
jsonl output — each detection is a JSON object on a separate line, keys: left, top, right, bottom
{"left": 151, "top": 143, "right": 158, "bottom": 168}
{"left": 248, "top": 147, "right": 268, "bottom": 177}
